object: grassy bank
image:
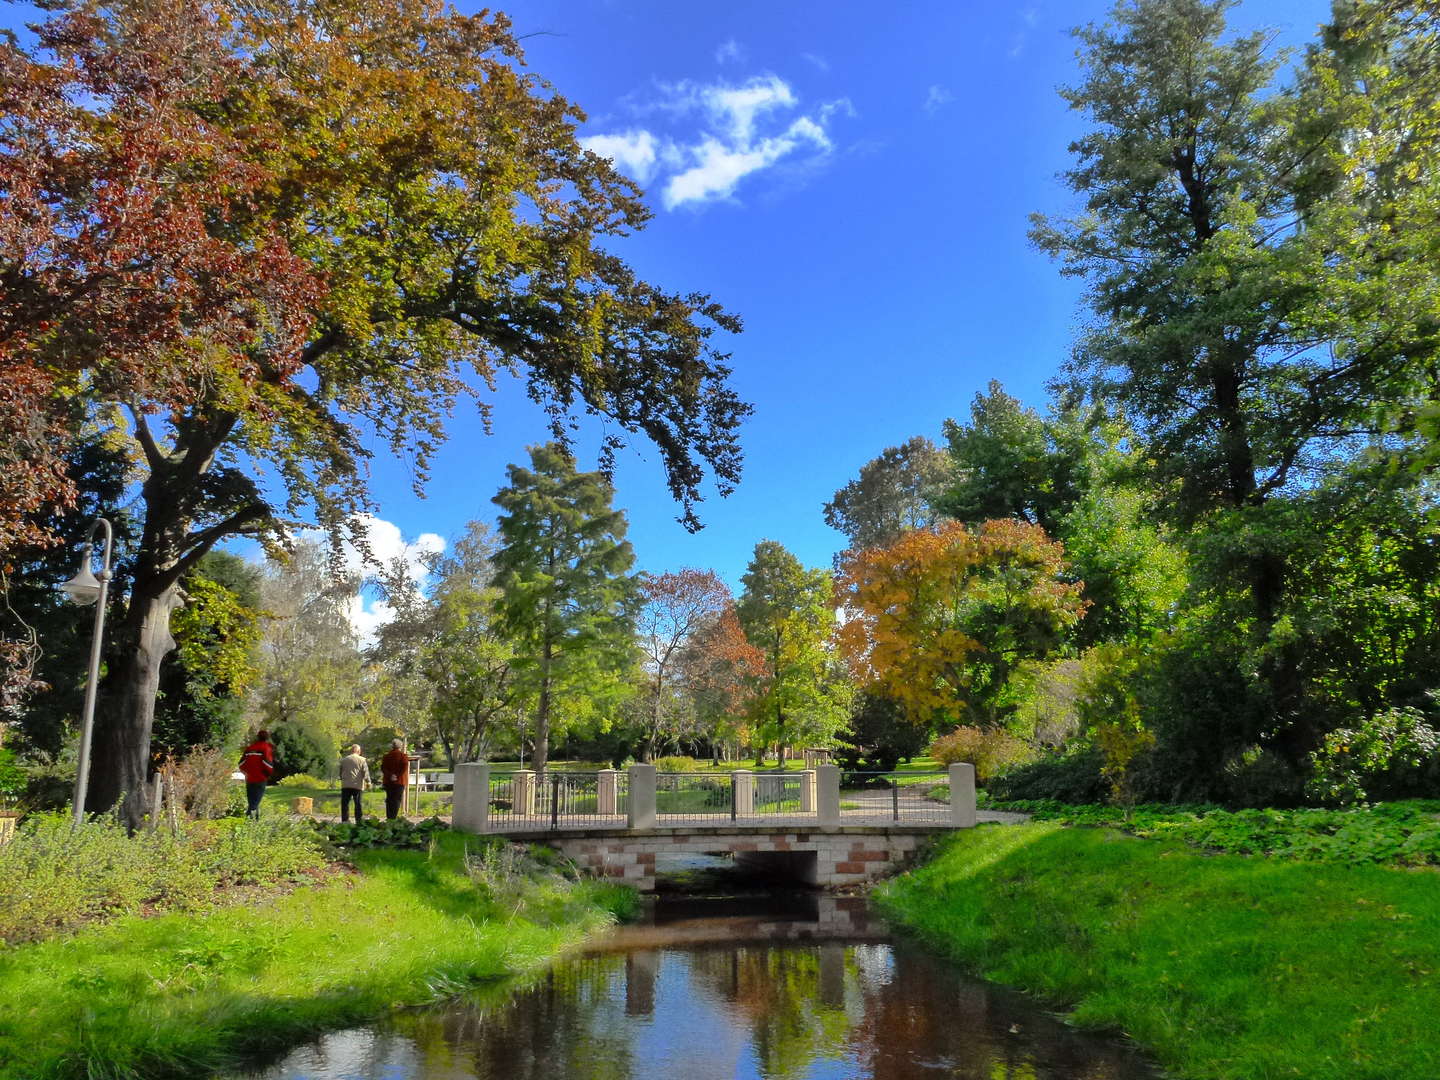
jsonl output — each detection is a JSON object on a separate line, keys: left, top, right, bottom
{"left": 878, "top": 823, "right": 1440, "bottom": 1080}
{"left": 0, "top": 830, "right": 635, "bottom": 1080}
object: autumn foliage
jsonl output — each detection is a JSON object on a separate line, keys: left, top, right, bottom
{"left": 838, "top": 519, "right": 1087, "bottom": 727}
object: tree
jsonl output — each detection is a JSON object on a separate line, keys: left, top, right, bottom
{"left": 838, "top": 520, "right": 1087, "bottom": 729}
{"left": 152, "top": 552, "right": 262, "bottom": 756}
{"left": 675, "top": 606, "right": 767, "bottom": 761}
{"left": 11, "top": 0, "right": 748, "bottom": 822}
{"left": 249, "top": 542, "right": 367, "bottom": 775}
{"left": 736, "top": 541, "right": 848, "bottom": 764}
{"left": 1030, "top": 0, "right": 1440, "bottom": 766}
{"left": 823, "top": 437, "right": 952, "bottom": 553}
{"left": 492, "top": 444, "right": 638, "bottom": 772}
{"left": 934, "top": 383, "right": 1086, "bottom": 533}
{"left": 634, "top": 569, "right": 733, "bottom": 761}
{"left": 371, "top": 521, "right": 519, "bottom": 767}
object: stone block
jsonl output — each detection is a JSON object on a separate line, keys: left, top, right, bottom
{"left": 834, "top": 861, "right": 864, "bottom": 874}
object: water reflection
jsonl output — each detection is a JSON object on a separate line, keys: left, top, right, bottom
{"left": 246, "top": 896, "right": 1157, "bottom": 1080}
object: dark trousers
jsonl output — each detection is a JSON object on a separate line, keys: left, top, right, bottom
{"left": 384, "top": 784, "right": 404, "bottom": 820}
{"left": 246, "top": 781, "right": 266, "bottom": 818}
{"left": 340, "top": 787, "right": 363, "bottom": 822}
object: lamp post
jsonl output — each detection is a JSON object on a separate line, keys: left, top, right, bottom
{"left": 60, "top": 518, "right": 113, "bottom": 827}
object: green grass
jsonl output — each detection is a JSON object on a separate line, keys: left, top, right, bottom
{"left": 878, "top": 823, "right": 1440, "bottom": 1080}
{"left": 976, "top": 798, "right": 1440, "bottom": 867}
{"left": 0, "top": 831, "right": 635, "bottom": 1080}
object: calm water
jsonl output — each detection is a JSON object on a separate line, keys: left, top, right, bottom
{"left": 244, "top": 870, "right": 1158, "bottom": 1080}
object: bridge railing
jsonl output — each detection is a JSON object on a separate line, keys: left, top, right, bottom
{"left": 838, "top": 771, "right": 952, "bottom": 825}
{"left": 452, "top": 762, "right": 976, "bottom": 834}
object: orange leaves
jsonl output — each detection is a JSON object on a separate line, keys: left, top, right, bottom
{"left": 838, "top": 520, "right": 1087, "bottom": 725}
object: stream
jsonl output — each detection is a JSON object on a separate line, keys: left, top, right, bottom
{"left": 242, "top": 858, "right": 1159, "bottom": 1080}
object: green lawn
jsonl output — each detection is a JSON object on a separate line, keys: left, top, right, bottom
{"left": 0, "top": 831, "right": 634, "bottom": 1080}
{"left": 878, "top": 822, "right": 1440, "bottom": 1080}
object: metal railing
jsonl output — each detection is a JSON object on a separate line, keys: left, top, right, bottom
{"left": 838, "top": 771, "right": 951, "bottom": 824}
{"left": 487, "top": 771, "right": 629, "bottom": 830}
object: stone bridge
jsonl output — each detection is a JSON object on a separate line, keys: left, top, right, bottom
{"left": 450, "top": 762, "right": 978, "bottom": 891}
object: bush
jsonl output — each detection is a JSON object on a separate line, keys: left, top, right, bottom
{"left": 928, "top": 726, "right": 1035, "bottom": 783}
{"left": 652, "top": 755, "right": 700, "bottom": 772}
{"left": 987, "top": 744, "right": 1109, "bottom": 803}
{"left": 269, "top": 722, "right": 332, "bottom": 781}
{"left": 0, "top": 813, "right": 326, "bottom": 944}
{"left": 275, "top": 772, "right": 330, "bottom": 790}
{"left": 311, "top": 817, "right": 448, "bottom": 850}
{"left": 1307, "top": 706, "right": 1440, "bottom": 806}
{"left": 161, "top": 746, "right": 240, "bottom": 819}
{"left": 0, "top": 746, "right": 24, "bottom": 808}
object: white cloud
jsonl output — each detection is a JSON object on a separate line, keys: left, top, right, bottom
{"left": 715, "top": 38, "right": 744, "bottom": 65}
{"left": 586, "top": 73, "right": 849, "bottom": 211}
{"left": 581, "top": 130, "right": 659, "bottom": 183}
{"left": 298, "top": 513, "right": 445, "bottom": 645}
{"left": 924, "top": 85, "right": 954, "bottom": 113}
{"left": 801, "top": 52, "right": 830, "bottom": 73}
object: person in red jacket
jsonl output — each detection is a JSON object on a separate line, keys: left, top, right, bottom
{"left": 238, "top": 730, "right": 276, "bottom": 818}
{"left": 381, "top": 738, "right": 411, "bottom": 820}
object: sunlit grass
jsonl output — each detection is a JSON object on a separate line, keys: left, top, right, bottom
{"left": 879, "top": 824, "right": 1440, "bottom": 1080}
{"left": 0, "top": 831, "right": 634, "bottom": 1080}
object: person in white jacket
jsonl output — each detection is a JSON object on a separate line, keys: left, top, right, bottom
{"left": 338, "top": 745, "right": 372, "bottom": 823}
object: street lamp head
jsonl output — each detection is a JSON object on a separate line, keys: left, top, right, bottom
{"left": 60, "top": 545, "right": 102, "bottom": 606}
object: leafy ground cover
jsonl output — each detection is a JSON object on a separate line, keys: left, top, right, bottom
{"left": 879, "top": 824, "right": 1440, "bottom": 1080}
{"left": 0, "top": 829, "right": 635, "bottom": 1080}
{"left": 976, "top": 797, "right": 1440, "bottom": 867}
{"left": 0, "top": 814, "right": 327, "bottom": 945}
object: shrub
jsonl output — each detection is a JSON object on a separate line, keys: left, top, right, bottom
{"left": 311, "top": 817, "right": 448, "bottom": 850}
{"left": 0, "top": 813, "right": 326, "bottom": 944}
{"left": 987, "top": 745, "right": 1109, "bottom": 803}
{"left": 0, "top": 746, "right": 24, "bottom": 808}
{"left": 652, "top": 755, "right": 700, "bottom": 772}
{"left": 161, "top": 746, "right": 240, "bottom": 818}
{"left": 269, "top": 722, "right": 332, "bottom": 781}
{"left": 929, "top": 726, "right": 1035, "bottom": 783}
{"left": 1307, "top": 706, "right": 1440, "bottom": 806}
{"left": 276, "top": 772, "right": 330, "bottom": 790}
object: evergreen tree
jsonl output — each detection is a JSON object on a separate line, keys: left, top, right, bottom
{"left": 492, "top": 445, "right": 638, "bottom": 772}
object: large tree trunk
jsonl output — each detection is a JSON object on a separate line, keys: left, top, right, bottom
{"left": 88, "top": 586, "right": 180, "bottom": 823}
{"left": 87, "top": 408, "right": 251, "bottom": 827}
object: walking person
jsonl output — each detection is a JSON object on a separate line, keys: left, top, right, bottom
{"left": 338, "top": 744, "right": 371, "bottom": 823}
{"left": 381, "top": 738, "right": 411, "bottom": 821}
{"left": 238, "top": 730, "right": 276, "bottom": 818}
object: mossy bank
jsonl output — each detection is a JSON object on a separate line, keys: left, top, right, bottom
{"left": 877, "top": 822, "right": 1440, "bottom": 1080}
{"left": 0, "top": 828, "right": 635, "bottom": 1080}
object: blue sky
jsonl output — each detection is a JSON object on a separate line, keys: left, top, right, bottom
{"left": 355, "top": 0, "right": 1333, "bottom": 596}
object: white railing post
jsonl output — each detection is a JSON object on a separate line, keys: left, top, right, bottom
{"left": 799, "top": 769, "right": 817, "bottom": 814}
{"left": 732, "top": 769, "right": 755, "bottom": 816}
{"left": 628, "top": 764, "right": 656, "bottom": 829}
{"left": 597, "top": 768, "right": 618, "bottom": 815}
{"left": 817, "top": 764, "right": 841, "bottom": 827}
{"left": 453, "top": 763, "right": 490, "bottom": 833}
{"left": 949, "top": 762, "right": 977, "bottom": 827}
{"left": 512, "top": 770, "right": 536, "bottom": 817}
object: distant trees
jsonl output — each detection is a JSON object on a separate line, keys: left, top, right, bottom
{"left": 838, "top": 520, "right": 1087, "bottom": 730}
{"left": 493, "top": 445, "right": 638, "bottom": 772}
{"left": 634, "top": 570, "right": 733, "bottom": 762}
{"left": 824, "top": 437, "right": 952, "bottom": 553}
{"left": 737, "top": 541, "right": 849, "bottom": 764}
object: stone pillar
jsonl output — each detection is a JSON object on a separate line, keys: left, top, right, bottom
{"left": 949, "top": 762, "right": 976, "bottom": 828}
{"left": 799, "top": 769, "right": 817, "bottom": 814}
{"left": 628, "top": 764, "right": 656, "bottom": 829}
{"left": 512, "top": 770, "right": 537, "bottom": 817}
{"left": 732, "top": 769, "right": 755, "bottom": 817}
{"left": 597, "top": 768, "right": 618, "bottom": 815}
{"left": 817, "top": 764, "right": 841, "bottom": 827}
{"left": 453, "top": 763, "right": 490, "bottom": 833}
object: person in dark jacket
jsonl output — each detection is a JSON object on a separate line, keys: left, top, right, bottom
{"left": 380, "top": 738, "right": 410, "bottom": 820}
{"left": 238, "top": 730, "right": 276, "bottom": 818}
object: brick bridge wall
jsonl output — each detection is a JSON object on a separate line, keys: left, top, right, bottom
{"left": 536, "top": 826, "right": 943, "bottom": 892}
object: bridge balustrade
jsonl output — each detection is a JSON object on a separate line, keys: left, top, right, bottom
{"left": 452, "top": 762, "right": 977, "bottom": 835}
